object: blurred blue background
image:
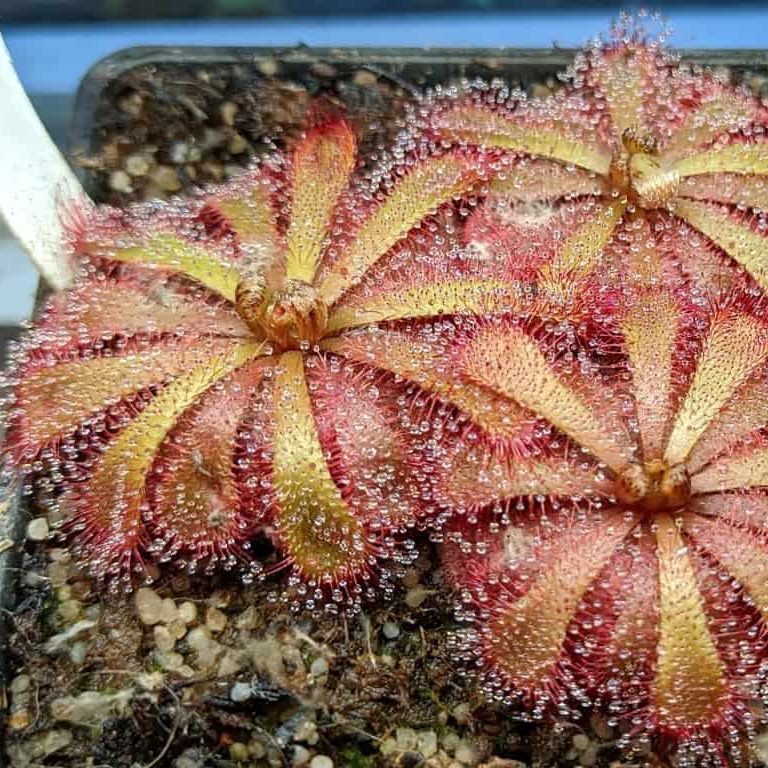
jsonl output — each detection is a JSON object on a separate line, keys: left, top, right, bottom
{"left": 1, "top": 1, "right": 767, "bottom": 331}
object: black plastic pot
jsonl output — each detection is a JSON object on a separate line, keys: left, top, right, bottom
{"left": 3, "top": 43, "right": 768, "bottom": 764}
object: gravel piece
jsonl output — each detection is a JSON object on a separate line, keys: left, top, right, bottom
{"left": 178, "top": 600, "right": 198, "bottom": 624}
{"left": 154, "top": 624, "right": 176, "bottom": 652}
{"left": 109, "top": 169, "right": 133, "bottom": 194}
{"left": 159, "top": 597, "right": 179, "bottom": 624}
{"left": 293, "top": 718, "right": 319, "bottom": 745}
{"left": 455, "top": 740, "right": 481, "bottom": 766}
{"left": 396, "top": 727, "right": 419, "bottom": 751}
{"left": 167, "top": 619, "right": 188, "bottom": 640}
{"left": 9, "top": 675, "right": 30, "bottom": 696}
{"left": 124, "top": 152, "right": 151, "bottom": 176}
{"left": 230, "top": 681, "right": 252, "bottom": 702}
{"left": 136, "top": 672, "right": 165, "bottom": 691}
{"left": 206, "top": 605, "right": 228, "bottom": 633}
{"left": 442, "top": 731, "right": 460, "bottom": 753}
{"left": 26, "top": 517, "right": 49, "bottom": 541}
{"left": 135, "top": 588, "right": 163, "bottom": 625}
{"left": 417, "top": 730, "right": 438, "bottom": 758}
{"left": 69, "top": 640, "right": 88, "bottom": 665}
{"left": 229, "top": 742, "right": 249, "bottom": 761}
{"left": 382, "top": 620, "right": 400, "bottom": 640}
{"left": 220, "top": 101, "right": 238, "bottom": 126}
{"left": 228, "top": 133, "right": 249, "bottom": 154}
{"left": 155, "top": 650, "right": 184, "bottom": 671}
{"left": 310, "top": 756, "right": 334, "bottom": 768}
{"left": 174, "top": 749, "right": 205, "bottom": 768}
{"left": 151, "top": 165, "right": 182, "bottom": 192}
{"left": 573, "top": 734, "right": 590, "bottom": 751}
{"left": 452, "top": 702, "right": 471, "bottom": 726}
{"left": 309, "top": 656, "right": 328, "bottom": 678}
{"left": 292, "top": 745, "right": 311, "bottom": 766}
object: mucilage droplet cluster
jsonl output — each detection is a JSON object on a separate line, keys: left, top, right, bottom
{"left": 3, "top": 24, "right": 768, "bottom": 766}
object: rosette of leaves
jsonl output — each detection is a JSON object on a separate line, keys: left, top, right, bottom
{"left": 3, "top": 112, "right": 530, "bottom": 601}
{"left": 424, "top": 31, "right": 768, "bottom": 300}
{"left": 436, "top": 255, "right": 768, "bottom": 761}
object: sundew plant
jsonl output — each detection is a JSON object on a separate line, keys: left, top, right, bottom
{"left": 3, "top": 21, "right": 768, "bottom": 767}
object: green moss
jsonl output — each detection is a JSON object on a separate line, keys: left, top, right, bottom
{"left": 337, "top": 744, "right": 374, "bottom": 768}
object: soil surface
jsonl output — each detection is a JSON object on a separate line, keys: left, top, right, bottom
{"left": 4, "top": 51, "right": 768, "bottom": 768}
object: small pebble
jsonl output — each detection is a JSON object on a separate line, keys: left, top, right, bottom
{"left": 353, "top": 70, "right": 378, "bottom": 87}
{"left": 10, "top": 674, "right": 30, "bottom": 695}
{"left": 109, "top": 169, "right": 133, "bottom": 194}
{"left": 442, "top": 731, "right": 460, "bottom": 751}
{"left": 310, "top": 657, "right": 328, "bottom": 678}
{"left": 174, "top": 750, "right": 204, "bottom": 768}
{"left": 379, "top": 737, "right": 398, "bottom": 756}
{"left": 229, "top": 742, "right": 249, "bottom": 762}
{"left": 159, "top": 598, "right": 179, "bottom": 624}
{"left": 230, "top": 681, "right": 252, "bottom": 702}
{"left": 395, "top": 727, "right": 418, "bottom": 751}
{"left": 135, "top": 588, "right": 163, "bottom": 625}
{"left": 236, "top": 605, "right": 259, "bottom": 630}
{"left": 69, "top": 640, "right": 88, "bottom": 665}
{"left": 206, "top": 606, "right": 227, "bottom": 633}
{"left": 220, "top": 101, "right": 238, "bottom": 126}
{"left": 151, "top": 165, "right": 182, "bottom": 192}
{"left": 154, "top": 625, "right": 176, "bottom": 652}
{"left": 452, "top": 702, "right": 471, "bottom": 726}
{"left": 310, "top": 757, "right": 334, "bottom": 768}
{"left": 136, "top": 672, "right": 165, "bottom": 691}
{"left": 228, "top": 133, "right": 249, "bottom": 155}
{"left": 155, "top": 650, "right": 184, "bottom": 672}
{"left": 292, "top": 745, "right": 311, "bottom": 766}
{"left": 454, "top": 740, "right": 480, "bottom": 766}
{"left": 249, "top": 739, "right": 267, "bottom": 759}
{"left": 382, "top": 621, "right": 400, "bottom": 640}
{"left": 26, "top": 517, "right": 49, "bottom": 541}
{"left": 201, "top": 161, "right": 224, "bottom": 182}
{"left": 166, "top": 620, "right": 188, "bottom": 640}
{"left": 257, "top": 58, "right": 280, "bottom": 76}
{"left": 293, "top": 719, "right": 319, "bottom": 745}
{"left": 416, "top": 730, "right": 438, "bottom": 758}
{"left": 572, "top": 734, "right": 590, "bottom": 751}
{"left": 124, "top": 152, "right": 151, "bottom": 176}
{"left": 178, "top": 601, "right": 198, "bottom": 624}
{"left": 170, "top": 142, "right": 190, "bottom": 164}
